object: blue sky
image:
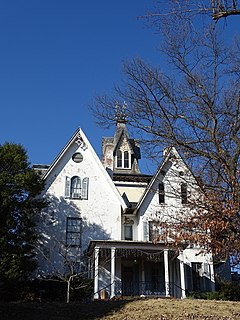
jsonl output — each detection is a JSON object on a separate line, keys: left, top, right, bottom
{"left": 0, "top": 1, "right": 239, "bottom": 173}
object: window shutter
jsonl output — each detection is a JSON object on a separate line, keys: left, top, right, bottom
{"left": 143, "top": 221, "right": 149, "bottom": 242}
{"left": 82, "top": 177, "right": 89, "bottom": 199}
{"left": 65, "top": 176, "right": 71, "bottom": 198}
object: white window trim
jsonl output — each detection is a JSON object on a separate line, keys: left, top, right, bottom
{"left": 65, "top": 175, "right": 89, "bottom": 200}
{"left": 116, "top": 150, "right": 131, "bottom": 169}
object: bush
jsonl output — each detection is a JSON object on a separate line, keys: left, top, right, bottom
{"left": 187, "top": 282, "right": 240, "bottom": 301}
{"left": 207, "top": 281, "right": 240, "bottom": 301}
{"left": 187, "top": 291, "right": 209, "bottom": 300}
{"left": 0, "top": 276, "right": 94, "bottom": 302}
{"left": 0, "top": 280, "right": 29, "bottom": 302}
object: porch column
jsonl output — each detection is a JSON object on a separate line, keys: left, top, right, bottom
{"left": 110, "top": 247, "right": 116, "bottom": 299}
{"left": 164, "top": 249, "right": 170, "bottom": 297}
{"left": 141, "top": 259, "right": 145, "bottom": 295}
{"left": 179, "top": 252, "right": 186, "bottom": 299}
{"left": 210, "top": 263, "right": 215, "bottom": 291}
{"left": 88, "top": 255, "right": 91, "bottom": 278}
{"left": 94, "top": 247, "right": 100, "bottom": 300}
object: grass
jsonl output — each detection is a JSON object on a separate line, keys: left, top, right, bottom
{"left": 0, "top": 298, "right": 240, "bottom": 320}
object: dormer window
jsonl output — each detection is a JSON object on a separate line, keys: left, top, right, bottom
{"left": 117, "top": 150, "right": 122, "bottom": 167}
{"left": 124, "top": 151, "right": 129, "bottom": 168}
{"left": 116, "top": 149, "right": 131, "bottom": 169}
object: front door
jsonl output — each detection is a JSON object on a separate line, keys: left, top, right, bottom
{"left": 122, "top": 265, "right": 139, "bottom": 296}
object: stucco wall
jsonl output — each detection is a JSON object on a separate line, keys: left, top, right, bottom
{"left": 37, "top": 136, "right": 123, "bottom": 276}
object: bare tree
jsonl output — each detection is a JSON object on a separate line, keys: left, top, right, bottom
{"left": 92, "top": 5, "right": 240, "bottom": 263}
{"left": 36, "top": 239, "right": 92, "bottom": 303}
{"left": 142, "top": 1, "right": 240, "bottom": 21}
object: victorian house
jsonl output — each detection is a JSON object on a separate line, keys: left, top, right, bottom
{"left": 34, "top": 113, "right": 215, "bottom": 299}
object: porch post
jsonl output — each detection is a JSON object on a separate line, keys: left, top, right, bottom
{"left": 179, "top": 252, "right": 186, "bottom": 299}
{"left": 141, "top": 259, "right": 145, "bottom": 295}
{"left": 164, "top": 249, "right": 170, "bottom": 297}
{"left": 94, "top": 247, "right": 100, "bottom": 300}
{"left": 210, "top": 263, "right": 215, "bottom": 291}
{"left": 110, "top": 247, "right": 116, "bottom": 299}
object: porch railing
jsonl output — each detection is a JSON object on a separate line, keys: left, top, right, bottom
{"left": 115, "top": 280, "right": 168, "bottom": 297}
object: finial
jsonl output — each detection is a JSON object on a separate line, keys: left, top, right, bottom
{"left": 115, "top": 101, "right": 127, "bottom": 124}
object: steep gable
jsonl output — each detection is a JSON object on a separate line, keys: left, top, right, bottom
{"left": 102, "top": 121, "right": 141, "bottom": 175}
{"left": 36, "top": 128, "right": 127, "bottom": 276}
{"left": 42, "top": 128, "right": 126, "bottom": 209}
{"left": 135, "top": 147, "right": 201, "bottom": 241}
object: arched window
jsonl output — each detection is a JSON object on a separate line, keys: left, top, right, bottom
{"left": 71, "top": 176, "right": 81, "bottom": 198}
{"left": 124, "top": 151, "right": 129, "bottom": 168}
{"left": 65, "top": 176, "right": 89, "bottom": 200}
{"left": 117, "top": 150, "right": 122, "bottom": 168}
{"left": 159, "top": 182, "right": 165, "bottom": 204}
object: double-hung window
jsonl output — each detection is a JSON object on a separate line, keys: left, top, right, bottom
{"left": 124, "top": 151, "right": 129, "bottom": 168}
{"left": 66, "top": 217, "right": 82, "bottom": 247}
{"left": 159, "top": 182, "right": 165, "bottom": 204}
{"left": 117, "top": 150, "right": 122, "bottom": 168}
{"left": 116, "top": 149, "right": 131, "bottom": 169}
{"left": 181, "top": 183, "right": 188, "bottom": 204}
{"left": 124, "top": 225, "right": 133, "bottom": 240}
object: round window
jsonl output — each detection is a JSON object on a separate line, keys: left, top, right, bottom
{"left": 72, "top": 152, "right": 83, "bottom": 163}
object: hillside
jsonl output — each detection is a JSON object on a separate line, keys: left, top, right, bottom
{"left": 1, "top": 298, "right": 240, "bottom": 320}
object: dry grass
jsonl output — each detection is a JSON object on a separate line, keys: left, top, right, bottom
{"left": 0, "top": 298, "right": 240, "bottom": 320}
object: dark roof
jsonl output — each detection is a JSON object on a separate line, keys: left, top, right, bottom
{"left": 113, "top": 172, "right": 152, "bottom": 183}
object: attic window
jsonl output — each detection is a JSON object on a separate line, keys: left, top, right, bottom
{"left": 72, "top": 152, "right": 83, "bottom": 163}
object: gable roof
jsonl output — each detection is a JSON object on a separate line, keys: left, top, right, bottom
{"left": 134, "top": 146, "right": 199, "bottom": 213}
{"left": 43, "top": 128, "right": 127, "bottom": 209}
{"left": 113, "top": 122, "right": 133, "bottom": 155}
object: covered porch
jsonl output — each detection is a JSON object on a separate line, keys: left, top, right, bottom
{"left": 87, "top": 240, "right": 187, "bottom": 299}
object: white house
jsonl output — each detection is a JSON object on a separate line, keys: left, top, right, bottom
{"left": 34, "top": 116, "right": 216, "bottom": 299}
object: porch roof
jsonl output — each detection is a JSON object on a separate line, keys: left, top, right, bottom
{"left": 87, "top": 239, "right": 187, "bottom": 256}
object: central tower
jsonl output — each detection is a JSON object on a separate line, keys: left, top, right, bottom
{"left": 102, "top": 102, "right": 141, "bottom": 176}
